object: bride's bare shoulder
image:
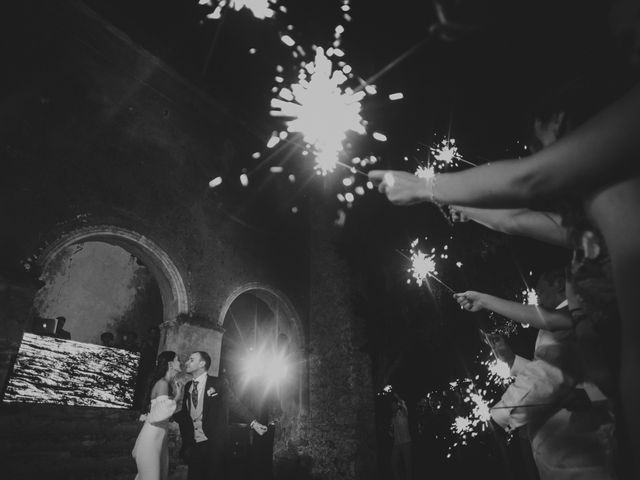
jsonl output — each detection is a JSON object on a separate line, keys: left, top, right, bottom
{"left": 151, "top": 378, "right": 170, "bottom": 398}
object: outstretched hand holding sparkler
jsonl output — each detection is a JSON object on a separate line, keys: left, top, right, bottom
{"left": 368, "top": 170, "right": 434, "bottom": 205}
{"left": 453, "top": 291, "right": 486, "bottom": 312}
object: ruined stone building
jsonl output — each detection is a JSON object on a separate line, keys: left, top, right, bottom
{"left": 0, "top": 2, "right": 375, "bottom": 478}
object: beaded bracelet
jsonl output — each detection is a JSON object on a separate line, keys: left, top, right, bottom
{"left": 426, "top": 175, "right": 440, "bottom": 205}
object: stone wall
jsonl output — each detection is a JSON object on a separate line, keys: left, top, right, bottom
{"left": 299, "top": 200, "right": 377, "bottom": 480}
{"left": 0, "top": 0, "right": 308, "bottom": 376}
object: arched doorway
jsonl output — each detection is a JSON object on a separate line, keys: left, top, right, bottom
{"left": 24, "top": 224, "right": 190, "bottom": 409}
{"left": 33, "top": 241, "right": 163, "bottom": 346}
{"left": 37, "top": 225, "right": 189, "bottom": 325}
{"left": 219, "top": 284, "right": 306, "bottom": 475}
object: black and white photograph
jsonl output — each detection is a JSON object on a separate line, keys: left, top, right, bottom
{"left": 1, "top": 1, "right": 638, "bottom": 479}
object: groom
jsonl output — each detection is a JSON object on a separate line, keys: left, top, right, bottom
{"left": 176, "top": 351, "right": 268, "bottom": 480}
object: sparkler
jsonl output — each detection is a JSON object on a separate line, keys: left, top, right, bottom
{"left": 447, "top": 379, "right": 493, "bottom": 451}
{"left": 482, "top": 357, "right": 513, "bottom": 387}
{"left": 270, "top": 47, "right": 368, "bottom": 175}
{"left": 203, "top": 0, "right": 278, "bottom": 20}
{"left": 209, "top": 177, "right": 223, "bottom": 188}
{"left": 486, "top": 311, "right": 520, "bottom": 337}
{"left": 515, "top": 288, "right": 539, "bottom": 328}
{"left": 430, "top": 138, "right": 477, "bottom": 167}
{"left": 522, "top": 288, "right": 538, "bottom": 306}
{"left": 405, "top": 239, "right": 456, "bottom": 294}
{"left": 414, "top": 165, "right": 435, "bottom": 180}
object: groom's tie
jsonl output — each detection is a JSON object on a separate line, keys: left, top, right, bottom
{"left": 191, "top": 381, "right": 198, "bottom": 409}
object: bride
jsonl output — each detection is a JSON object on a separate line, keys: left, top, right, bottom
{"left": 132, "top": 350, "right": 182, "bottom": 480}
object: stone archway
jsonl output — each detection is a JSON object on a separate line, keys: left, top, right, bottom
{"left": 219, "top": 284, "right": 307, "bottom": 471}
{"left": 36, "top": 225, "right": 189, "bottom": 326}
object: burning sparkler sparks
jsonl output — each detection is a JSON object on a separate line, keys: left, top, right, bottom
{"left": 483, "top": 358, "right": 513, "bottom": 388}
{"left": 522, "top": 288, "right": 538, "bottom": 306}
{"left": 203, "top": 0, "right": 278, "bottom": 20}
{"left": 406, "top": 239, "right": 457, "bottom": 293}
{"left": 447, "top": 379, "right": 493, "bottom": 451}
{"left": 429, "top": 137, "right": 477, "bottom": 168}
{"left": 408, "top": 239, "right": 438, "bottom": 287}
{"left": 270, "top": 47, "right": 369, "bottom": 175}
{"left": 415, "top": 165, "right": 435, "bottom": 180}
{"left": 431, "top": 138, "right": 458, "bottom": 164}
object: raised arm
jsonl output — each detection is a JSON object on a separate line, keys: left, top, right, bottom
{"left": 451, "top": 206, "right": 569, "bottom": 247}
{"left": 454, "top": 291, "right": 572, "bottom": 331}
{"left": 370, "top": 83, "right": 640, "bottom": 208}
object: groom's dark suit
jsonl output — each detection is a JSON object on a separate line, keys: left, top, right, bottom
{"left": 176, "top": 374, "right": 255, "bottom": 480}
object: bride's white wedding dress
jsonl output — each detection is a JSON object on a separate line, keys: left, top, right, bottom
{"left": 132, "top": 395, "right": 177, "bottom": 480}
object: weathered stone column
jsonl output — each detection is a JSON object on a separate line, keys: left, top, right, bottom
{"left": 303, "top": 200, "right": 376, "bottom": 479}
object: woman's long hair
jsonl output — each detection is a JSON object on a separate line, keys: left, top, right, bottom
{"left": 140, "top": 350, "right": 176, "bottom": 413}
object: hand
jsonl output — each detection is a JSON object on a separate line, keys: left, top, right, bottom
{"left": 368, "top": 170, "right": 431, "bottom": 205}
{"left": 453, "top": 291, "right": 485, "bottom": 312}
{"left": 483, "top": 333, "right": 515, "bottom": 367}
{"left": 251, "top": 421, "right": 268, "bottom": 436}
{"left": 449, "top": 206, "right": 469, "bottom": 222}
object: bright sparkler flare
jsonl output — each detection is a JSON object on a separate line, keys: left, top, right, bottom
{"left": 241, "top": 344, "right": 291, "bottom": 390}
{"left": 470, "top": 392, "right": 491, "bottom": 422}
{"left": 453, "top": 416, "right": 472, "bottom": 435}
{"left": 409, "top": 249, "right": 438, "bottom": 286}
{"left": 447, "top": 379, "right": 493, "bottom": 451}
{"left": 205, "top": 0, "right": 277, "bottom": 20}
{"left": 270, "top": 47, "right": 367, "bottom": 175}
{"left": 486, "top": 359, "right": 513, "bottom": 386}
{"left": 415, "top": 165, "right": 435, "bottom": 180}
{"left": 523, "top": 288, "right": 538, "bottom": 306}
{"left": 431, "top": 138, "right": 458, "bottom": 164}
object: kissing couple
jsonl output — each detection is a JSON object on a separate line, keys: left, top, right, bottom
{"left": 132, "top": 350, "right": 268, "bottom": 480}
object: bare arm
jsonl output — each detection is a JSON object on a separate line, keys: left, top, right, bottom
{"left": 451, "top": 206, "right": 569, "bottom": 247}
{"left": 370, "top": 83, "right": 640, "bottom": 208}
{"left": 454, "top": 291, "right": 572, "bottom": 331}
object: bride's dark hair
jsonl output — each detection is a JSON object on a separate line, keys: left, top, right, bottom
{"left": 141, "top": 350, "right": 176, "bottom": 413}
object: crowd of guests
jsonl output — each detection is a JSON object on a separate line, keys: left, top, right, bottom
{"left": 370, "top": 67, "right": 639, "bottom": 478}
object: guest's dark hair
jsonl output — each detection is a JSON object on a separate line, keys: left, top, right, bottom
{"left": 141, "top": 351, "right": 176, "bottom": 413}
{"left": 527, "top": 76, "right": 622, "bottom": 153}
{"left": 195, "top": 351, "right": 211, "bottom": 371}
